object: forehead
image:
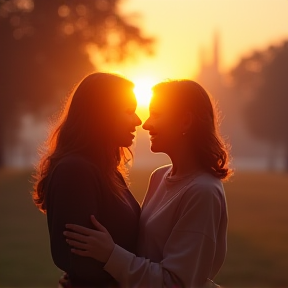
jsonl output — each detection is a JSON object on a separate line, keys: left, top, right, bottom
{"left": 149, "top": 91, "right": 179, "bottom": 113}
{"left": 116, "top": 89, "right": 137, "bottom": 108}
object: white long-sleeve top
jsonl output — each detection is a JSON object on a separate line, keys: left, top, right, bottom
{"left": 104, "top": 165, "right": 228, "bottom": 287}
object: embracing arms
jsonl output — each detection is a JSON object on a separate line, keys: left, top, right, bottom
{"left": 64, "top": 175, "right": 226, "bottom": 287}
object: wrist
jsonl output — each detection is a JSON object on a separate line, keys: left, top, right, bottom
{"left": 104, "top": 242, "right": 115, "bottom": 263}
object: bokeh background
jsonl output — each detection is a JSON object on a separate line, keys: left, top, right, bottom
{"left": 0, "top": 0, "right": 288, "bottom": 287}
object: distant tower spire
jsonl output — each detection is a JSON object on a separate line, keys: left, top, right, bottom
{"left": 213, "top": 31, "right": 220, "bottom": 73}
{"left": 199, "top": 46, "right": 206, "bottom": 69}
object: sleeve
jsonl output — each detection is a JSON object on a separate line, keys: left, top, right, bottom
{"left": 104, "top": 181, "right": 223, "bottom": 288}
{"left": 47, "top": 160, "right": 111, "bottom": 284}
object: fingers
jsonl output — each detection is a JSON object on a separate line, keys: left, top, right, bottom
{"left": 71, "top": 248, "right": 89, "bottom": 257}
{"left": 64, "top": 231, "right": 89, "bottom": 242}
{"left": 65, "top": 224, "right": 94, "bottom": 235}
{"left": 90, "top": 215, "right": 108, "bottom": 233}
{"left": 65, "top": 235, "right": 90, "bottom": 258}
{"left": 66, "top": 238, "right": 87, "bottom": 250}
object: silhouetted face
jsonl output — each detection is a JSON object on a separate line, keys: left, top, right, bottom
{"left": 142, "top": 92, "right": 184, "bottom": 155}
{"left": 111, "top": 90, "right": 142, "bottom": 147}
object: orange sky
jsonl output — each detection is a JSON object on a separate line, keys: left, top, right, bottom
{"left": 91, "top": 0, "right": 288, "bottom": 110}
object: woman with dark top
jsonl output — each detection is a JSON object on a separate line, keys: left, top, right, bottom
{"left": 64, "top": 80, "right": 233, "bottom": 288}
{"left": 32, "top": 72, "right": 142, "bottom": 287}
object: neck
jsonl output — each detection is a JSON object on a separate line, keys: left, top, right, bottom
{"left": 167, "top": 145, "right": 200, "bottom": 178}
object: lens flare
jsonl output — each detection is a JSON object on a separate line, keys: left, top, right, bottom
{"left": 133, "top": 78, "right": 156, "bottom": 107}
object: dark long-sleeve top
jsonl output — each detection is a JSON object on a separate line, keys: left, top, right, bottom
{"left": 45, "top": 154, "right": 140, "bottom": 287}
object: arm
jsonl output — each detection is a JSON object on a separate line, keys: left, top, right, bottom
{"left": 47, "top": 159, "right": 111, "bottom": 284}
{"left": 105, "top": 183, "right": 223, "bottom": 287}
{"left": 65, "top": 179, "right": 224, "bottom": 287}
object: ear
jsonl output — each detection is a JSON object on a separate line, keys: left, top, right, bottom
{"left": 181, "top": 111, "right": 193, "bottom": 133}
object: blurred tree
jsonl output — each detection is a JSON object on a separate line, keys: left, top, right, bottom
{"left": 0, "top": 0, "right": 154, "bottom": 167}
{"left": 231, "top": 41, "right": 288, "bottom": 170}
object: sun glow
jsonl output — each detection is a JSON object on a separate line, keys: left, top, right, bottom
{"left": 133, "top": 77, "right": 156, "bottom": 108}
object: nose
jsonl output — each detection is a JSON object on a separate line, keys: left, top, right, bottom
{"left": 142, "top": 117, "right": 151, "bottom": 131}
{"left": 135, "top": 113, "right": 142, "bottom": 126}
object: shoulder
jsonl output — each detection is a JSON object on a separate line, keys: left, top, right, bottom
{"left": 192, "top": 172, "right": 223, "bottom": 191}
{"left": 150, "top": 164, "right": 171, "bottom": 181}
{"left": 185, "top": 172, "right": 225, "bottom": 202}
{"left": 46, "top": 155, "right": 103, "bottom": 200}
{"left": 141, "top": 165, "right": 171, "bottom": 206}
{"left": 57, "top": 154, "right": 93, "bottom": 167}
{"left": 55, "top": 154, "right": 99, "bottom": 174}
{"left": 50, "top": 154, "right": 102, "bottom": 184}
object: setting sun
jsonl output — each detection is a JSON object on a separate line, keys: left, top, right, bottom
{"left": 133, "top": 77, "right": 156, "bottom": 107}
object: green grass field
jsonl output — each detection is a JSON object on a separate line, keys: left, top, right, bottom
{"left": 0, "top": 168, "right": 287, "bottom": 287}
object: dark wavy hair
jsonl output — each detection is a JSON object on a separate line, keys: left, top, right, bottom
{"left": 32, "top": 72, "right": 134, "bottom": 213}
{"left": 152, "top": 80, "right": 233, "bottom": 180}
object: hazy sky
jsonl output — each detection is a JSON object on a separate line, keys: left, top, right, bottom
{"left": 92, "top": 0, "right": 288, "bottom": 106}
{"left": 117, "top": 1, "right": 288, "bottom": 74}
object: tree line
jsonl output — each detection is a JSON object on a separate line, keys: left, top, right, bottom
{"left": 231, "top": 40, "right": 288, "bottom": 170}
{"left": 0, "top": 0, "right": 154, "bottom": 167}
{"left": 0, "top": 0, "right": 287, "bottom": 170}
